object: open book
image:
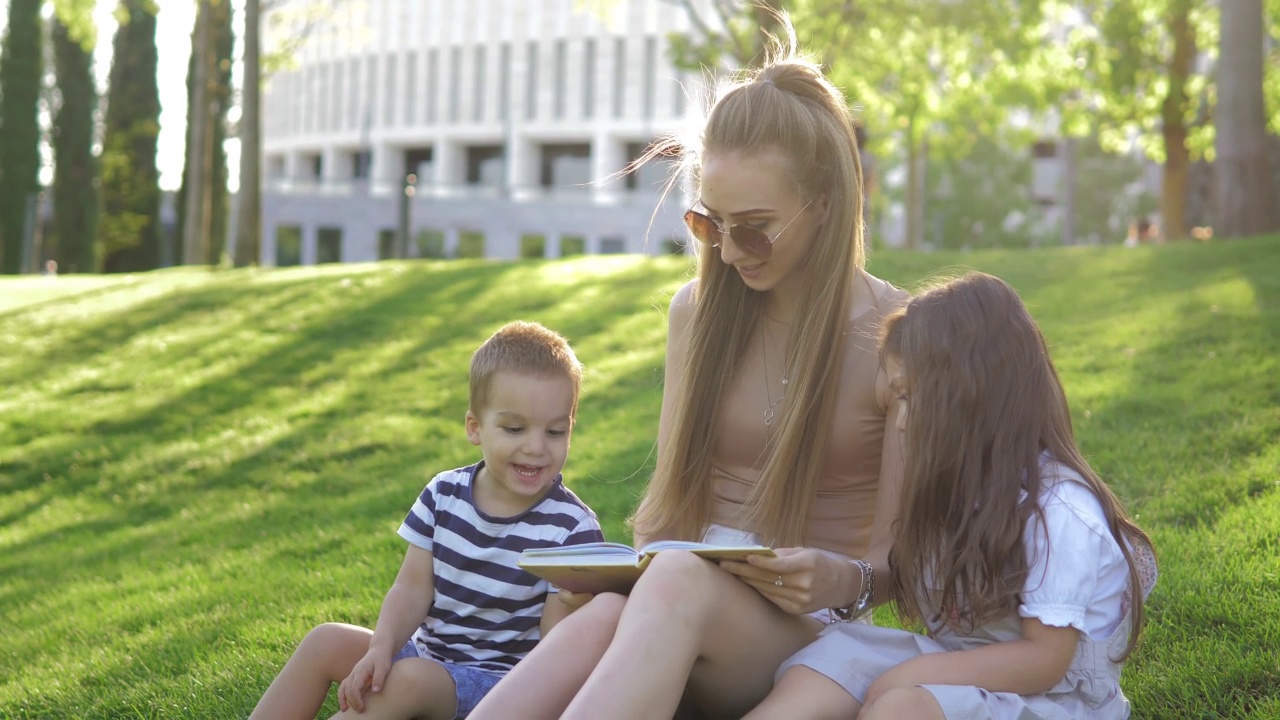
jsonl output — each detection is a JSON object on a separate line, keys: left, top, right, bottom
{"left": 518, "top": 540, "right": 775, "bottom": 594}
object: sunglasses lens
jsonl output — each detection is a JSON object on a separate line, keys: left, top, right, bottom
{"left": 729, "top": 227, "right": 771, "bottom": 258}
{"left": 684, "top": 211, "right": 720, "bottom": 246}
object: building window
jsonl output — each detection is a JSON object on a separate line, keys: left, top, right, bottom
{"left": 351, "top": 149, "right": 372, "bottom": 179}
{"left": 449, "top": 46, "right": 462, "bottom": 123}
{"left": 466, "top": 145, "right": 506, "bottom": 186}
{"left": 554, "top": 39, "right": 567, "bottom": 119}
{"left": 348, "top": 57, "right": 361, "bottom": 130}
{"left": 498, "top": 42, "right": 511, "bottom": 122}
{"left": 415, "top": 229, "right": 446, "bottom": 258}
{"left": 520, "top": 233, "right": 547, "bottom": 258}
{"left": 663, "top": 236, "right": 687, "bottom": 255}
{"left": 427, "top": 49, "right": 439, "bottom": 124}
{"left": 583, "top": 38, "right": 596, "bottom": 119}
{"left": 540, "top": 143, "right": 591, "bottom": 189}
{"left": 378, "top": 229, "right": 396, "bottom": 260}
{"left": 317, "top": 227, "right": 343, "bottom": 263}
{"left": 331, "top": 62, "right": 343, "bottom": 133}
{"left": 474, "top": 45, "right": 487, "bottom": 123}
{"left": 404, "top": 51, "right": 418, "bottom": 125}
{"left": 383, "top": 54, "right": 398, "bottom": 127}
{"left": 624, "top": 141, "right": 672, "bottom": 192}
{"left": 599, "top": 236, "right": 627, "bottom": 254}
{"left": 266, "top": 155, "right": 285, "bottom": 179}
{"left": 303, "top": 153, "right": 323, "bottom": 180}
{"left": 458, "top": 231, "right": 486, "bottom": 258}
{"left": 643, "top": 37, "right": 656, "bottom": 119}
{"left": 526, "top": 41, "right": 539, "bottom": 120}
{"left": 612, "top": 36, "right": 626, "bottom": 118}
{"left": 560, "top": 235, "right": 586, "bottom": 256}
{"left": 276, "top": 225, "right": 302, "bottom": 266}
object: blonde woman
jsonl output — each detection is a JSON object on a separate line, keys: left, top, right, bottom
{"left": 471, "top": 26, "right": 908, "bottom": 720}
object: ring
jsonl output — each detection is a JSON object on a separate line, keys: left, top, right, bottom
{"left": 774, "top": 575, "right": 784, "bottom": 587}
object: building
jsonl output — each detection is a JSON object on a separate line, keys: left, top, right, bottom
{"left": 261, "top": 0, "right": 708, "bottom": 266}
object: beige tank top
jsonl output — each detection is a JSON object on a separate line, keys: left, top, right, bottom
{"left": 707, "top": 276, "right": 910, "bottom": 558}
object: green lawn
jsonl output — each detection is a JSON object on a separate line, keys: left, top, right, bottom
{"left": 1, "top": 238, "right": 1277, "bottom": 719}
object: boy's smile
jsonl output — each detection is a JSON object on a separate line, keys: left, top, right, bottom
{"left": 466, "top": 370, "right": 575, "bottom": 517}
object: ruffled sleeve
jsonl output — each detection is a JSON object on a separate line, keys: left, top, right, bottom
{"left": 1018, "top": 480, "right": 1127, "bottom": 636}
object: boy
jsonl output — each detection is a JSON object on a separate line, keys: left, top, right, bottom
{"left": 250, "top": 321, "right": 604, "bottom": 720}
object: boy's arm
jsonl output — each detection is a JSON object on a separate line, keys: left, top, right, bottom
{"left": 539, "top": 590, "right": 575, "bottom": 637}
{"left": 338, "top": 544, "right": 435, "bottom": 712}
{"left": 861, "top": 618, "right": 1078, "bottom": 710}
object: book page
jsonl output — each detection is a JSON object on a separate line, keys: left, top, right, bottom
{"left": 520, "top": 542, "right": 639, "bottom": 559}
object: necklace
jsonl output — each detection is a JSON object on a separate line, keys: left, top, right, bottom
{"left": 761, "top": 323, "right": 788, "bottom": 426}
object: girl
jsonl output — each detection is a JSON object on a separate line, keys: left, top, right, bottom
{"left": 470, "top": 22, "right": 910, "bottom": 720}
{"left": 749, "top": 272, "right": 1158, "bottom": 720}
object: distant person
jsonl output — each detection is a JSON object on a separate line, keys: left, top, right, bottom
{"left": 249, "top": 321, "right": 604, "bottom": 720}
{"left": 1125, "top": 217, "right": 1157, "bottom": 247}
{"left": 43, "top": 260, "right": 58, "bottom": 276}
{"left": 750, "top": 273, "right": 1157, "bottom": 719}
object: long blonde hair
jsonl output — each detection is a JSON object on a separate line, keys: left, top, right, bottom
{"left": 883, "top": 272, "right": 1151, "bottom": 660}
{"left": 632, "top": 25, "right": 866, "bottom": 547}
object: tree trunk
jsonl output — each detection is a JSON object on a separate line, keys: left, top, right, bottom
{"left": 234, "top": 0, "right": 262, "bottom": 266}
{"left": 0, "top": 0, "right": 43, "bottom": 274}
{"left": 182, "top": 0, "right": 214, "bottom": 265}
{"left": 1158, "top": 1, "right": 1196, "bottom": 242}
{"left": 1214, "top": 0, "right": 1277, "bottom": 237}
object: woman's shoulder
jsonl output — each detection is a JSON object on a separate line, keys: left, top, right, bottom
{"left": 852, "top": 272, "right": 910, "bottom": 322}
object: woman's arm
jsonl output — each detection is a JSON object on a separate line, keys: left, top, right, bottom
{"left": 861, "top": 618, "right": 1079, "bottom": 710}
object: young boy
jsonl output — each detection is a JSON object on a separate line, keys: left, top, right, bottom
{"left": 250, "top": 321, "right": 604, "bottom": 720}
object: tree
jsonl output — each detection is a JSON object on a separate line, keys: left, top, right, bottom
{"left": 1068, "top": 0, "right": 1214, "bottom": 242}
{"left": 51, "top": 15, "right": 99, "bottom": 273}
{"left": 181, "top": 0, "right": 217, "bottom": 265}
{"left": 234, "top": 0, "right": 262, "bottom": 266}
{"left": 0, "top": 0, "right": 43, "bottom": 273}
{"left": 1215, "top": 0, "right": 1277, "bottom": 237}
{"left": 100, "top": 0, "right": 162, "bottom": 273}
{"left": 177, "top": 0, "right": 234, "bottom": 265}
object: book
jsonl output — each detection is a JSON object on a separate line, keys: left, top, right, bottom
{"left": 518, "top": 540, "right": 775, "bottom": 594}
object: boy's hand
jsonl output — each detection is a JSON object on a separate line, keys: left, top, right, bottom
{"left": 338, "top": 649, "right": 392, "bottom": 713}
{"left": 556, "top": 589, "right": 596, "bottom": 610}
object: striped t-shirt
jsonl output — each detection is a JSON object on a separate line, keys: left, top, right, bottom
{"left": 397, "top": 462, "right": 604, "bottom": 673}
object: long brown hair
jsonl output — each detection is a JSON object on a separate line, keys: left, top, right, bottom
{"left": 882, "top": 272, "right": 1151, "bottom": 660}
{"left": 631, "top": 20, "right": 866, "bottom": 546}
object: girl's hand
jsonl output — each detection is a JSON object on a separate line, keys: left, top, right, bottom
{"left": 337, "top": 649, "right": 391, "bottom": 713}
{"left": 719, "top": 547, "right": 848, "bottom": 615}
{"left": 555, "top": 589, "right": 596, "bottom": 611}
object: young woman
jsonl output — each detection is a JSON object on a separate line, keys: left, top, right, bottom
{"left": 470, "top": 25, "right": 910, "bottom": 720}
{"left": 749, "top": 273, "right": 1157, "bottom": 719}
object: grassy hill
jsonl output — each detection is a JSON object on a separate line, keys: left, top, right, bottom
{"left": 2, "top": 237, "right": 1277, "bottom": 718}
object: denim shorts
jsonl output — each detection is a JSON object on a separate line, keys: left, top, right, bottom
{"left": 393, "top": 641, "right": 504, "bottom": 719}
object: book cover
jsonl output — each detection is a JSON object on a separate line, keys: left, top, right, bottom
{"left": 518, "top": 540, "right": 775, "bottom": 594}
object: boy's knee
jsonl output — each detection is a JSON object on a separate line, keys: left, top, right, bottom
{"left": 861, "top": 687, "right": 941, "bottom": 720}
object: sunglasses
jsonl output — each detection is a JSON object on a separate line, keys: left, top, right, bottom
{"left": 683, "top": 199, "right": 814, "bottom": 259}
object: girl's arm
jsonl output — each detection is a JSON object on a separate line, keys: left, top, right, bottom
{"left": 338, "top": 544, "right": 435, "bottom": 712}
{"left": 862, "top": 617, "right": 1079, "bottom": 708}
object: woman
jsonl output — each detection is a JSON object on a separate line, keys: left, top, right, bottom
{"left": 472, "top": 26, "right": 908, "bottom": 720}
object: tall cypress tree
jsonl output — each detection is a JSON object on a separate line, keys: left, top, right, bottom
{"left": 99, "top": 0, "right": 161, "bottom": 273}
{"left": 52, "top": 18, "right": 100, "bottom": 273}
{"left": 175, "top": 0, "right": 234, "bottom": 265}
{"left": 0, "top": 0, "right": 43, "bottom": 274}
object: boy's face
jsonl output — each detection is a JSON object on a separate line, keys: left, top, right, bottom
{"left": 466, "top": 370, "right": 575, "bottom": 514}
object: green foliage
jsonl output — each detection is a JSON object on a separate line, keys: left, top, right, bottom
{"left": 1268, "top": 0, "right": 1280, "bottom": 134}
{"left": 1, "top": 241, "right": 1279, "bottom": 716}
{"left": 50, "top": 0, "right": 100, "bottom": 50}
{"left": 51, "top": 17, "right": 100, "bottom": 273}
{"left": 99, "top": 0, "right": 162, "bottom": 273}
{"left": 923, "top": 136, "right": 1036, "bottom": 249}
{"left": 1072, "top": 136, "right": 1159, "bottom": 245}
{"left": 0, "top": 0, "right": 43, "bottom": 274}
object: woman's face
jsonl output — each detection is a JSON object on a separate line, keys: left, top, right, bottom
{"left": 698, "top": 149, "right": 822, "bottom": 294}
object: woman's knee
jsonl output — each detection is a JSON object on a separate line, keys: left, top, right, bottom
{"left": 633, "top": 550, "right": 721, "bottom": 612}
{"left": 861, "top": 687, "right": 943, "bottom": 720}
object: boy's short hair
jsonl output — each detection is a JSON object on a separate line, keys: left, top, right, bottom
{"left": 470, "top": 321, "right": 584, "bottom": 417}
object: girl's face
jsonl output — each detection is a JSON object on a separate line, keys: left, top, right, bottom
{"left": 698, "top": 149, "right": 823, "bottom": 294}
{"left": 885, "top": 354, "right": 910, "bottom": 433}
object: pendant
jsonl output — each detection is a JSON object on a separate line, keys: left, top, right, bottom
{"left": 764, "top": 407, "right": 775, "bottom": 426}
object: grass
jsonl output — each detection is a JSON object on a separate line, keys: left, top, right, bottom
{"left": 1, "top": 237, "right": 1277, "bottom": 718}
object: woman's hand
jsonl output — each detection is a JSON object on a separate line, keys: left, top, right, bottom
{"left": 337, "top": 649, "right": 391, "bottom": 713}
{"left": 718, "top": 547, "right": 853, "bottom": 615}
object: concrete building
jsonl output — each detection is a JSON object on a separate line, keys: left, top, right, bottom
{"left": 261, "top": 0, "right": 707, "bottom": 266}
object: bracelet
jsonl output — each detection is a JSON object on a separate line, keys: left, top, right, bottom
{"left": 828, "top": 559, "right": 875, "bottom": 623}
